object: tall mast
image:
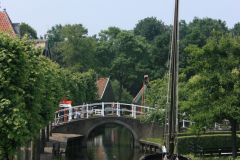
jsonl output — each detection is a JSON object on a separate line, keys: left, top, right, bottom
{"left": 169, "top": 0, "right": 179, "bottom": 157}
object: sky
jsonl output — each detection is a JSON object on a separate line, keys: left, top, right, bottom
{"left": 2, "top": 0, "right": 240, "bottom": 38}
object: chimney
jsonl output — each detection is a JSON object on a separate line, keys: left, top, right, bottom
{"left": 3, "top": 8, "right": 6, "bottom": 13}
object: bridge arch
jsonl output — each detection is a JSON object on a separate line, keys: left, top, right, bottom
{"left": 85, "top": 119, "right": 139, "bottom": 147}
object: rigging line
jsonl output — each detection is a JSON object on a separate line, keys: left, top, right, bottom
{"left": 168, "top": 0, "right": 176, "bottom": 151}
{"left": 164, "top": 36, "right": 172, "bottom": 148}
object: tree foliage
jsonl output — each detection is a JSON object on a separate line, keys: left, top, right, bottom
{"left": 0, "top": 32, "right": 97, "bottom": 158}
{"left": 95, "top": 27, "right": 150, "bottom": 102}
{"left": 19, "top": 22, "right": 38, "bottom": 39}
{"left": 182, "top": 32, "right": 240, "bottom": 158}
{"left": 57, "top": 24, "right": 96, "bottom": 72}
{"left": 111, "top": 80, "right": 133, "bottom": 103}
{"left": 134, "top": 17, "right": 166, "bottom": 43}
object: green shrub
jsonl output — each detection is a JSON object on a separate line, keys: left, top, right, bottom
{"left": 178, "top": 131, "right": 240, "bottom": 137}
{"left": 177, "top": 135, "right": 240, "bottom": 155}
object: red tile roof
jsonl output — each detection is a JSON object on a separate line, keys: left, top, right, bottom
{"left": 0, "top": 11, "right": 15, "bottom": 36}
{"left": 132, "top": 85, "right": 146, "bottom": 104}
{"left": 95, "top": 78, "right": 109, "bottom": 100}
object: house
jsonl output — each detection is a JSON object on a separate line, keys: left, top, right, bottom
{"left": 95, "top": 77, "right": 115, "bottom": 102}
{"left": 132, "top": 85, "right": 146, "bottom": 105}
{"left": 0, "top": 9, "right": 20, "bottom": 36}
{"left": 0, "top": 9, "right": 51, "bottom": 59}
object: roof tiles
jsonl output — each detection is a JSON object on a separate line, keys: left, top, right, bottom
{"left": 0, "top": 11, "right": 15, "bottom": 36}
{"left": 95, "top": 78, "right": 109, "bottom": 100}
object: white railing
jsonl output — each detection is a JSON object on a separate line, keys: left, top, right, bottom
{"left": 54, "top": 102, "right": 156, "bottom": 126}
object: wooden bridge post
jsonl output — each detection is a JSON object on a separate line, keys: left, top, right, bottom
{"left": 134, "top": 105, "right": 136, "bottom": 119}
{"left": 87, "top": 104, "right": 89, "bottom": 119}
{"left": 69, "top": 107, "right": 72, "bottom": 122}
{"left": 116, "top": 102, "right": 118, "bottom": 116}
{"left": 102, "top": 102, "right": 104, "bottom": 117}
{"left": 54, "top": 113, "right": 57, "bottom": 126}
{"left": 132, "top": 104, "right": 134, "bottom": 117}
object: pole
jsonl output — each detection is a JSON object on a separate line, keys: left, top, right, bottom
{"left": 141, "top": 80, "right": 145, "bottom": 118}
{"left": 54, "top": 113, "right": 57, "bottom": 126}
{"left": 102, "top": 102, "right": 104, "bottom": 117}
{"left": 169, "top": 0, "right": 179, "bottom": 157}
{"left": 132, "top": 104, "right": 133, "bottom": 117}
{"left": 87, "top": 104, "right": 89, "bottom": 119}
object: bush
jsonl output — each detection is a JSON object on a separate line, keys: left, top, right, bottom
{"left": 177, "top": 134, "right": 240, "bottom": 155}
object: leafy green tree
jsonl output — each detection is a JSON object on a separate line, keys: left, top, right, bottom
{"left": 57, "top": 24, "right": 96, "bottom": 72}
{"left": 231, "top": 22, "right": 240, "bottom": 36}
{"left": 134, "top": 17, "right": 166, "bottom": 43}
{"left": 0, "top": 32, "right": 63, "bottom": 158}
{"left": 20, "top": 22, "right": 38, "bottom": 39}
{"left": 45, "top": 24, "right": 66, "bottom": 67}
{"left": 144, "top": 73, "right": 187, "bottom": 128}
{"left": 149, "top": 27, "right": 171, "bottom": 79}
{"left": 182, "top": 32, "right": 240, "bottom": 158}
{"left": 188, "top": 17, "right": 228, "bottom": 38}
{"left": 111, "top": 80, "right": 133, "bottom": 103}
{"left": 95, "top": 27, "right": 150, "bottom": 102}
{"left": 0, "top": 31, "right": 98, "bottom": 159}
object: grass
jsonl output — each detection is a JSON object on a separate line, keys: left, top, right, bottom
{"left": 183, "top": 154, "right": 238, "bottom": 160}
{"left": 141, "top": 138, "right": 164, "bottom": 146}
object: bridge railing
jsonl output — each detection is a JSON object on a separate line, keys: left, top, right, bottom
{"left": 54, "top": 102, "right": 156, "bottom": 126}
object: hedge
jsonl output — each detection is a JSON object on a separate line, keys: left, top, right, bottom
{"left": 177, "top": 134, "right": 240, "bottom": 155}
{"left": 178, "top": 131, "right": 240, "bottom": 137}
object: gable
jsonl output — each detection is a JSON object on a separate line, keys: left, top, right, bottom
{"left": 0, "top": 10, "right": 16, "bottom": 36}
{"left": 95, "top": 78, "right": 109, "bottom": 100}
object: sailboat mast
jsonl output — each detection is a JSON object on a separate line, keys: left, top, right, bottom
{"left": 169, "top": 0, "right": 179, "bottom": 157}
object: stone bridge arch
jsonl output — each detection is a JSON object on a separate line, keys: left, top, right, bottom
{"left": 85, "top": 119, "right": 139, "bottom": 147}
{"left": 52, "top": 116, "right": 164, "bottom": 148}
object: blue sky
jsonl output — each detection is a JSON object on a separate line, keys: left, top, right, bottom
{"left": 2, "top": 0, "right": 240, "bottom": 37}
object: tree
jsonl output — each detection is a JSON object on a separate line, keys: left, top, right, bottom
{"left": 188, "top": 17, "right": 228, "bottom": 39}
{"left": 134, "top": 17, "right": 166, "bottom": 43}
{"left": 20, "top": 22, "right": 38, "bottom": 39}
{"left": 111, "top": 80, "right": 133, "bottom": 103}
{"left": 144, "top": 73, "right": 187, "bottom": 130}
{"left": 231, "top": 22, "right": 240, "bottom": 36}
{"left": 95, "top": 27, "right": 150, "bottom": 102}
{"left": 0, "top": 32, "right": 63, "bottom": 158}
{"left": 182, "top": 32, "right": 240, "bottom": 159}
{"left": 44, "top": 24, "right": 66, "bottom": 67}
{"left": 149, "top": 27, "right": 171, "bottom": 79}
{"left": 57, "top": 24, "right": 96, "bottom": 72}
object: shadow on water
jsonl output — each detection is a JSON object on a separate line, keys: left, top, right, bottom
{"left": 65, "top": 123, "right": 152, "bottom": 160}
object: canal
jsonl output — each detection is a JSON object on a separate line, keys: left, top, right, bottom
{"left": 85, "top": 123, "right": 147, "bottom": 160}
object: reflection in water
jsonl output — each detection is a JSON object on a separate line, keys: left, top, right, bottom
{"left": 87, "top": 123, "right": 146, "bottom": 160}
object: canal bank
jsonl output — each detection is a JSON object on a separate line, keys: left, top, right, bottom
{"left": 40, "top": 133, "right": 82, "bottom": 160}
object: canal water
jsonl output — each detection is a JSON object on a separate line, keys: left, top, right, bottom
{"left": 86, "top": 123, "right": 147, "bottom": 160}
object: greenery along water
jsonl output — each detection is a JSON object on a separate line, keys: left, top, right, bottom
{"left": 87, "top": 123, "right": 145, "bottom": 160}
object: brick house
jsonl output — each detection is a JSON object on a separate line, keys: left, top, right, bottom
{"left": 0, "top": 9, "right": 51, "bottom": 59}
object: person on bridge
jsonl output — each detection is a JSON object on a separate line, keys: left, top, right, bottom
{"left": 111, "top": 101, "right": 116, "bottom": 114}
{"left": 78, "top": 110, "right": 81, "bottom": 118}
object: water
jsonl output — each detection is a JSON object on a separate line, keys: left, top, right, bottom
{"left": 86, "top": 123, "right": 146, "bottom": 160}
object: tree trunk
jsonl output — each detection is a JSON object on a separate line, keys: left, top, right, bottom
{"left": 24, "top": 142, "right": 29, "bottom": 160}
{"left": 3, "top": 153, "right": 9, "bottom": 160}
{"left": 46, "top": 124, "right": 49, "bottom": 142}
{"left": 50, "top": 122, "right": 52, "bottom": 136}
{"left": 35, "top": 135, "right": 40, "bottom": 160}
{"left": 31, "top": 138, "right": 35, "bottom": 160}
{"left": 118, "top": 79, "right": 122, "bottom": 103}
{"left": 230, "top": 119, "right": 237, "bottom": 159}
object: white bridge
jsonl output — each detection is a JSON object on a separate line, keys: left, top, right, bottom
{"left": 54, "top": 102, "right": 156, "bottom": 126}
